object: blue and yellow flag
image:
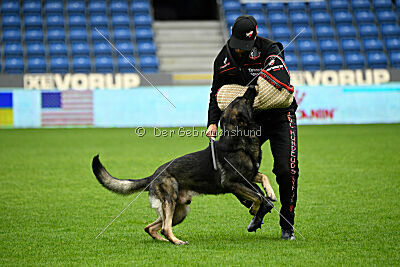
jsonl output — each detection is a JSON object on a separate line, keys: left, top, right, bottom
{"left": 0, "top": 93, "right": 13, "bottom": 127}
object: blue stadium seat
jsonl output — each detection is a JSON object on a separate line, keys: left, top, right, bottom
{"left": 225, "top": 13, "right": 242, "bottom": 28}
{"left": 341, "top": 39, "right": 362, "bottom": 52}
{"left": 247, "top": 12, "right": 266, "bottom": 26}
{"left": 72, "top": 56, "right": 92, "bottom": 73}
{"left": 283, "top": 53, "right": 298, "bottom": 70}
{"left": 1, "top": 1, "right": 20, "bottom": 14}
{"left": 351, "top": 0, "right": 370, "bottom": 10}
{"left": 297, "top": 40, "right": 317, "bottom": 53}
{"left": 311, "top": 11, "right": 331, "bottom": 25}
{"left": 27, "top": 57, "right": 47, "bottom": 73}
{"left": 2, "top": 15, "right": 21, "bottom": 29}
{"left": 112, "top": 15, "right": 131, "bottom": 27}
{"left": 93, "top": 42, "right": 112, "bottom": 56}
{"left": 140, "top": 55, "right": 159, "bottom": 73}
{"left": 67, "top": 1, "right": 86, "bottom": 14}
{"left": 257, "top": 26, "right": 270, "bottom": 38}
{"left": 269, "top": 13, "right": 288, "bottom": 26}
{"left": 25, "top": 29, "right": 44, "bottom": 42}
{"left": 355, "top": 11, "right": 375, "bottom": 24}
{"left": 23, "top": 1, "right": 41, "bottom": 14}
{"left": 389, "top": 52, "right": 400, "bottom": 68}
{"left": 359, "top": 24, "right": 379, "bottom": 38}
{"left": 290, "top": 12, "right": 309, "bottom": 26}
{"left": 50, "top": 57, "right": 69, "bottom": 73}
{"left": 385, "top": 37, "right": 400, "bottom": 52}
{"left": 319, "top": 39, "right": 339, "bottom": 52}
{"left": 110, "top": 1, "right": 129, "bottom": 14}
{"left": 287, "top": 2, "right": 306, "bottom": 13}
{"left": 26, "top": 43, "right": 46, "bottom": 56}
{"left": 333, "top": 11, "right": 353, "bottom": 25}
{"left": 272, "top": 26, "right": 291, "bottom": 40}
{"left": 301, "top": 53, "right": 321, "bottom": 70}
{"left": 309, "top": 1, "right": 327, "bottom": 12}
{"left": 117, "top": 56, "right": 136, "bottom": 73}
{"left": 91, "top": 28, "right": 110, "bottom": 42}
{"left": 69, "top": 28, "right": 88, "bottom": 42}
{"left": 376, "top": 10, "right": 397, "bottom": 24}
{"left": 337, "top": 25, "right": 357, "bottom": 39}
{"left": 293, "top": 26, "right": 313, "bottom": 39}
{"left": 367, "top": 52, "right": 387, "bottom": 68}
{"left": 138, "top": 41, "right": 156, "bottom": 55}
{"left": 48, "top": 42, "right": 68, "bottom": 56}
{"left": 223, "top": 1, "right": 242, "bottom": 13}
{"left": 47, "top": 28, "right": 66, "bottom": 42}
{"left": 24, "top": 15, "right": 43, "bottom": 29}
{"left": 90, "top": 15, "right": 109, "bottom": 28}
{"left": 372, "top": 0, "right": 393, "bottom": 11}
{"left": 131, "top": 1, "right": 151, "bottom": 15}
{"left": 323, "top": 53, "right": 343, "bottom": 70}
{"left": 134, "top": 14, "right": 152, "bottom": 27}
{"left": 71, "top": 42, "right": 90, "bottom": 56}
{"left": 314, "top": 25, "right": 335, "bottom": 39}
{"left": 135, "top": 27, "right": 154, "bottom": 41}
{"left": 46, "top": 15, "right": 65, "bottom": 28}
{"left": 88, "top": 1, "right": 107, "bottom": 15}
{"left": 363, "top": 38, "right": 384, "bottom": 52}
{"left": 4, "top": 57, "right": 24, "bottom": 74}
{"left": 244, "top": 2, "right": 263, "bottom": 13}
{"left": 69, "top": 15, "right": 87, "bottom": 28}
{"left": 45, "top": 1, "right": 63, "bottom": 14}
{"left": 280, "top": 40, "right": 295, "bottom": 53}
{"left": 265, "top": 2, "right": 284, "bottom": 13}
{"left": 4, "top": 43, "right": 23, "bottom": 57}
{"left": 345, "top": 52, "right": 365, "bottom": 69}
{"left": 2, "top": 29, "right": 21, "bottom": 42}
{"left": 116, "top": 42, "right": 135, "bottom": 54}
{"left": 95, "top": 56, "right": 114, "bottom": 73}
{"left": 330, "top": 0, "right": 349, "bottom": 11}
{"left": 381, "top": 24, "right": 400, "bottom": 38}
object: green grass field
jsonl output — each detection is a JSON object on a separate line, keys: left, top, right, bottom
{"left": 1, "top": 124, "right": 399, "bottom": 266}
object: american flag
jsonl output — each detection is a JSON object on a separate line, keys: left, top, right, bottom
{"left": 41, "top": 91, "right": 93, "bottom": 126}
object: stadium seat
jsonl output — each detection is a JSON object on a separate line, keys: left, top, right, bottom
{"left": 372, "top": 0, "right": 393, "bottom": 11}
{"left": 134, "top": 14, "right": 152, "bottom": 27}
{"left": 88, "top": 1, "right": 107, "bottom": 15}
{"left": 27, "top": 57, "right": 47, "bottom": 73}
{"left": 301, "top": 53, "right": 321, "bottom": 70}
{"left": 95, "top": 57, "right": 114, "bottom": 73}
{"left": 69, "top": 15, "right": 87, "bottom": 28}
{"left": 330, "top": 0, "right": 349, "bottom": 11}
{"left": 46, "top": 15, "right": 65, "bottom": 28}
{"left": 116, "top": 42, "right": 135, "bottom": 54}
{"left": 93, "top": 42, "right": 112, "bottom": 56}
{"left": 309, "top": 1, "right": 327, "bottom": 12}
{"left": 389, "top": 52, "right": 400, "bottom": 68}
{"left": 1, "top": 1, "right": 20, "bottom": 14}
{"left": 4, "top": 43, "right": 24, "bottom": 57}
{"left": 290, "top": 12, "right": 309, "bottom": 26}
{"left": 91, "top": 28, "right": 110, "bottom": 42}
{"left": 319, "top": 39, "right": 339, "bottom": 52}
{"left": 265, "top": 3, "right": 284, "bottom": 13}
{"left": 345, "top": 52, "right": 365, "bottom": 69}
{"left": 381, "top": 24, "right": 400, "bottom": 38}
{"left": 67, "top": 1, "right": 86, "bottom": 14}
{"left": 44, "top": 1, "right": 63, "bottom": 14}
{"left": 283, "top": 53, "right": 298, "bottom": 70}
{"left": 363, "top": 38, "right": 384, "bottom": 52}
{"left": 272, "top": 26, "right": 291, "bottom": 40}
{"left": 24, "top": 15, "right": 43, "bottom": 29}
{"left": 110, "top": 1, "right": 129, "bottom": 14}
{"left": 293, "top": 26, "right": 313, "bottom": 39}
{"left": 50, "top": 57, "right": 69, "bottom": 73}
{"left": 314, "top": 25, "right": 335, "bottom": 39}
{"left": 354, "top": 11, "right": 375, "bottom": 24}
{"left": 223, "top": 1, "right": 242, "bottom": 14}
{"left": 69, "top": 28, "right": 88, "bottom": 42}
{"left": 117, "top": 56, "right": 136, "bottom": 73}
{"left": 280, "top": 40, "right": 295, "bottom": 53}
{"left": 269, "top": 13, "right": 288, "bottom": 26}
{"left": 297, "top": 39, "right": 317, "bottom": 53}
{"left": 376, "top": 10, "right": 397, "bottom": 24}
{"left": 351, "top": 0, "right": 370, "bottom": 10}
{"left": 385, "top": 37, "right": 400, "bottom": 52}
{"left": 333, "top": 11, "right": 353, "bottom": 25}
{"left": 311, "top": 11, "right": 331, "bottom": 25}
{"left": 2, "top": 15, "right": 21, "bottom": 29}
{"left": 244, "top": 2, "right": 263, "bottom": 13}
{"left": 71, "top": 42, "right": 90, "bottom": 56}
{"left": 47, "top": 28, "right": 66, "bottom": 42}
{"left": 72, "top": 56, "right": 92, "bottom": 73}
{"left": 225, "top": 13, "right": 242, "bottom": 28}
{"left": 135, "top": 27, "right": 154, "bottom": 41}
{"left": 48, "top": 42, "right": 68, "bottom": 56}
{"left": 337, "top": 25, "right": 357, "bottom": 39}
{"left": 25, "top": 29, "right": 44, "bottom": 42}
{"left": 131, "top": 1, "right": 151, "bottom": 15}
{"left": 140, "top": 56, "right": 159, "bottom": 73}
{"left": 2, "top": 29, "right": 21, "bottom": 43}
{"left": 112, "top": 15, "right": 131, "bottom": 27}
{"left": 287, "top": 2, "right": 306, "bottom": 13}
{"left": 90, "top": 15, "right": 108, "bottom": 28}
{"left": 26, "top": 43, "right": 46, "bottom": 57}
{"left": 23, "top": 1, "right": 41, "bottom": 14}
{"left": 367, "top": 52, "right": 387, "bottom": 68}
{"left": 247, "top": 12, "right": 266, "bottom": 26}
{"left": 138, "top": 41, "right": 156, "bottom": 55}
{"left": 341, "top": 39, "right": 362, "bottom": 52}
{"left": 257, "top": 26, "right": 270, "bottom": 38}
{"left": 322, "top": 53, "right": 343, "bottom": 70}
{"left": 4, "top": 57, "right": 24, "bottom": 74}
{"left": 359, "top": 24, "right": 379, "bottom": 38}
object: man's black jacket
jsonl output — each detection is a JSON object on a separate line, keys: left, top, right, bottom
{"left": 207, "top": 36, "right": 297, "bottom": 127}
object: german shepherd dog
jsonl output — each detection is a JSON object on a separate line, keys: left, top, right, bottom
{"left": 92, "top": 86, "right": 276, "bottom": 245}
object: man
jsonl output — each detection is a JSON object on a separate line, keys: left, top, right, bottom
{"left": 206, "top": 15, "right": 299, "bottom": 240}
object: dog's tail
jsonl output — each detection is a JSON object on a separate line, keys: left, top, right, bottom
{"left": 92, "top": 155, "right": 151, "bottom": 195}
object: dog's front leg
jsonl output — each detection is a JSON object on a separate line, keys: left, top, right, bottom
{"left": 254, "top": 172, "right": 277, "bottom": 201}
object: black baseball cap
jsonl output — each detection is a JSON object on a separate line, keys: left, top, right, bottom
{"left": 229, "top": 15, "right": 258, "bottom": 51}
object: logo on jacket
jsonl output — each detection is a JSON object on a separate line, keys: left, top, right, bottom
{"left": 220, "top": 57, "right": 230, "bottom": 69}
{"left": 246, "top": 30, "right": 254, "bottom": 38}
{"left": 249, "top": 47, "right": 261, "bottom": 60}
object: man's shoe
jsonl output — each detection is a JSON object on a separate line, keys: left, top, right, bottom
{"left": 281, "top": 229, "right": 295, "bottom": 240}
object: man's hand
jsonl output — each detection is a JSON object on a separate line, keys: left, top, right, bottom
{"left": 206, "top": 124, "right": 218, "bottom": 140}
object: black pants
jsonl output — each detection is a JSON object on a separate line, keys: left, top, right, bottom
{"left": 254, "top": 108, "right": 299, "bottom": 230}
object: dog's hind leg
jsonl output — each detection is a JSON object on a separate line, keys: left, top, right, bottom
{"left": 145, "top": 217, "right": 168, "bottom": 242}
{"left": 254, "top": 172, "right": 277, "bottom": 201}
{"left": 160, "top": 200, "right": 188, "bottom": 245}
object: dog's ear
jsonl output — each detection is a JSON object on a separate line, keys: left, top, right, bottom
{"left": 243, "top": 85, "right": 257, "bottom": 106}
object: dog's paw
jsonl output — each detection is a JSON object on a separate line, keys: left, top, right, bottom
{"left": 175, "top": 240, "right": 189, "bottom": 245}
